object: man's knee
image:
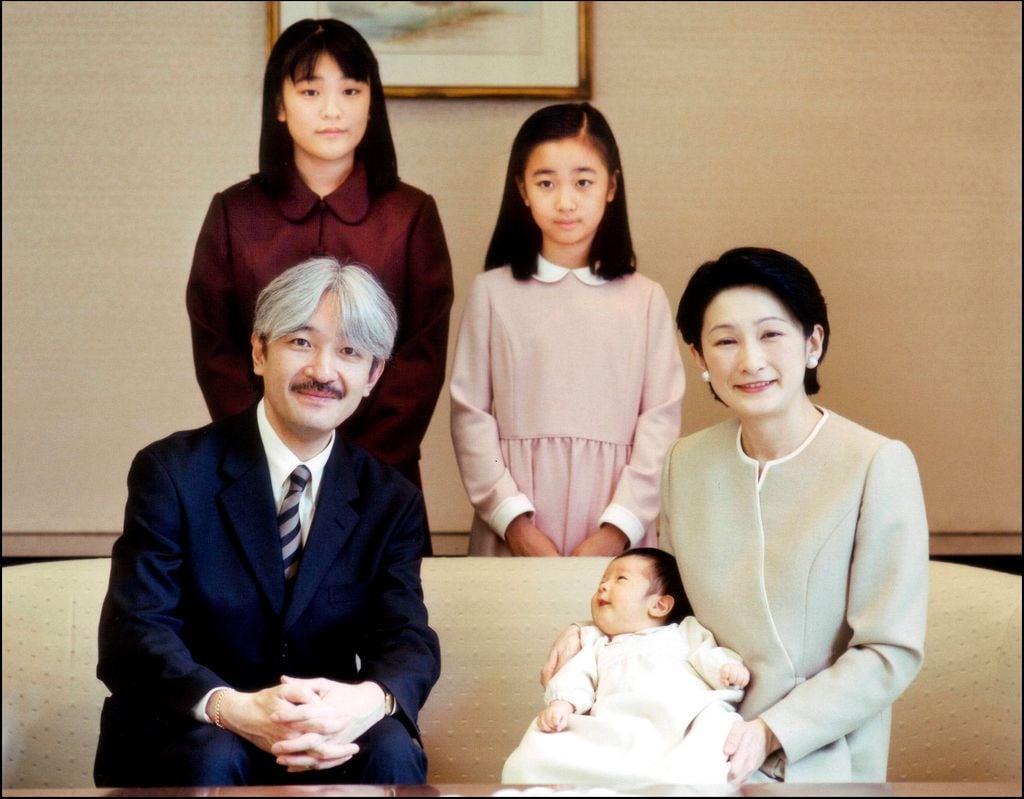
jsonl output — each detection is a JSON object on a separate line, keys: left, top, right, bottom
{"left": 97, "top": 700, "right": 253, "bottom": 788}
{"left": 349, "top": 717, "right": 428, "bottom": 784}
{"left": 157, "top": 723, "right": 255, "bottom": 786}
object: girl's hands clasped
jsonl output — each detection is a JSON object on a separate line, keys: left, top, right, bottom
{"left": 505, "top": 515, "right": 560, "bottom": 556}
{"left": 571, "top": 524, "right": 629, "bottom": 557}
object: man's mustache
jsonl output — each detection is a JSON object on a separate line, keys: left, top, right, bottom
{"left": 291, "top": 380, "right": 345, "bottom": 399}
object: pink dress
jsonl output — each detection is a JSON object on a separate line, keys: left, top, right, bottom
{"left": 450, "top": 259, "right": 685, "bottom": 555}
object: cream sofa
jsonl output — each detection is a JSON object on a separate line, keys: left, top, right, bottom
{"left": 2, "top": 557, "right": 1021, "bottom": 789}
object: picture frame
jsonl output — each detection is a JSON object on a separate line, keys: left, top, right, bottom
{"left": 266, "top": 1, "right": 591, "bottom": 98}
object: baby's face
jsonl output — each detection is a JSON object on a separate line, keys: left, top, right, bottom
{"left": 591, "top": 556, "right": 664, "bottom": 636}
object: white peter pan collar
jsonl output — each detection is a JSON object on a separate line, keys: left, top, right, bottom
{"left": 532, "top": 254, "right": 608, "bottom": 286}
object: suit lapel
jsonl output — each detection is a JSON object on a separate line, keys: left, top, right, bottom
{"left": 218, "top": 408, "right": 286, "bottom": 615}
{"left": 284, "top": 438, "right": 360, "bottom": 629}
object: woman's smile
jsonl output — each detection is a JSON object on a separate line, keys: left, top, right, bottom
{"left": 736, "top": 379, "right": 776, "bottom": 393}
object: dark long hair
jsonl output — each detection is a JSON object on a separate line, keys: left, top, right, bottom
{"left": 484, "top": 103, "right": 635, "bottom": 280}
{"left": 256, "top": 18, "right": 398, "bottom": 197}
{"left": 615, "top": 547, "right": 691, "bottom": 625}
{"left": 677, "top": 247, "right": 830, "bottom": 395}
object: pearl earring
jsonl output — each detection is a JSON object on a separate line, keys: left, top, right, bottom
{"left": 701, "top": 370, "right": 710, "bottom": 382}
{"left": 807, "top": 357, "right": 819, "bottom": 369}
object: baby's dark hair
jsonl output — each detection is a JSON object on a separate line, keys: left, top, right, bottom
{"left": 613, "top": 547, "right": 691, "bottom": 624}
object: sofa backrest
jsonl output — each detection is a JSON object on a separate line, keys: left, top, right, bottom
{"left": 418, "top": 557, "right": 606, "bottom": 783}
{"left": 2, "top": 557, "right": 1021, "bottom": 789}
{"left": 2, "top": 558, "right": 110, "bottom": 788}
{"left": 885, "top": 560, "right": 1022, "bottom": 782}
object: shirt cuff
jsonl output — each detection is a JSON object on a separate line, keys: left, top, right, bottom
{"left": 598, "top": 504, "right": 645, "bottom": 547}
{"left": 194, "top": 686, "right": 228, "bottom": 724}
{"left": 489, "top": 494, "right": 536, "bottom": 539}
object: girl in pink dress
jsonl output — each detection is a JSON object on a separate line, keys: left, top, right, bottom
{"left": 450, "top": 103, "right": 685, "bottom": 557}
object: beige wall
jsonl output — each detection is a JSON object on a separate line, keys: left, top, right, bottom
{"left": 2, "top": 1, "right": 1021, "bottom": 553}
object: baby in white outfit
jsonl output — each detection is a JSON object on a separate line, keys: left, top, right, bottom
{"left": 502, "top": 547, "right": 749, "bottom": 786}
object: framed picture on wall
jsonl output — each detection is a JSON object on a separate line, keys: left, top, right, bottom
{"left": 266, "top": 1, "right": 591, "bottom": 98}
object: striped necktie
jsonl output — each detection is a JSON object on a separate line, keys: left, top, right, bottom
{"left": 279, "top": 465, "right": 311, "bottom": 581}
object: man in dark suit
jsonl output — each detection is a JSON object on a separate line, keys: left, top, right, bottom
{"left": 95, "top": 257, "right": 441, "bottom": 787}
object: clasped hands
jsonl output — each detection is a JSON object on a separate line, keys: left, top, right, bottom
{"left": 210, "top": 676, "right": 386, "bottom": 772}
{"left": 505, "top": 516, "right": 628, "bottom": 557}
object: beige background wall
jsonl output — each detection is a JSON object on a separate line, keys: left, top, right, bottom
{"left": 2, "top": 1, "right": 1021, "bottom": 555}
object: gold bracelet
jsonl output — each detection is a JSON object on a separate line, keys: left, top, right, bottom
{"left": 213, "top": 689, "right": 228, "bottom": 729}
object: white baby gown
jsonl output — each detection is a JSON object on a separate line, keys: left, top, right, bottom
{"left": 502, "top": 619, "right": 745, "bottom": 786}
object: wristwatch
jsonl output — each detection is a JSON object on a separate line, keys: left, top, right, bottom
{"left": 381, "top": 686, "right": 397, "bottom": 717}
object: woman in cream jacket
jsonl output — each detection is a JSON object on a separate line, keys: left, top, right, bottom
{"left": 543, "top": 247, "right": 928, "bottom": 784}
{"left": 664, "top": 247, "right": 928, "bottom": 782}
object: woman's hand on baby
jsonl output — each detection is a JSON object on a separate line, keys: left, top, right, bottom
{"left": 505, "top": 515, "right": 560, "bottom": 556}
{"left": 540, "top": 625, "right": 584, "bottom": 688}
{"left": 537, "top": 700, "right": 574, "bottom": 732}
{"left": 724, "top": 718, "right": 779, "bottom": 785}
{"left": 720, "top": 662, "right": 750, "bottom": 688}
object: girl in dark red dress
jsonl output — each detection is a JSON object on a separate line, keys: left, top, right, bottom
{"left": 187, "top": 18, "right": 453, "bottom": 494}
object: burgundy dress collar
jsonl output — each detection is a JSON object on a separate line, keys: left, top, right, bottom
{"left": 276, "top": 161, "right": 371, "bottom": 225}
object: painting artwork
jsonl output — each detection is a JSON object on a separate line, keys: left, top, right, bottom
{"left": 269, "top": 1, "right": 590, "bottom": 97}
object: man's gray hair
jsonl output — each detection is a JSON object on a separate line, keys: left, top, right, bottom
{"left": 253, "top": 257, "right": 398, "bottom": 362}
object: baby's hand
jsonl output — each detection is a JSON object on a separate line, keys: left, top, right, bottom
{"left": 720, "top": 662, "right": 750, "bottom": 688}
{"left": 537, "top": 700, "right": 574, "bottom": 733}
